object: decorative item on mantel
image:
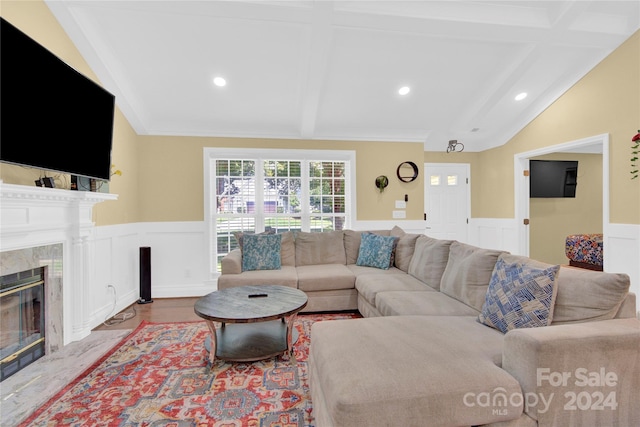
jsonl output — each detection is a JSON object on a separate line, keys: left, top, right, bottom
{"left": 72, "top": 164, "right": 122, "bottom": 192}
{"left": 375, "top": 175, "right": 389, "bottom": 193}
{"left": 631, "top": 130, "right": 639, "bottom": 179}
{"left": 95, "top": 164, "right": 122, "bottom": 193}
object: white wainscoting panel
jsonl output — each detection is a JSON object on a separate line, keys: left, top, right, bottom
{"left": 91, "top": 219, "right": 639, "bottom": 329}
{"left": 137, "top": 221, "right": 213, "bottom": 298}
{"left": 91, "top": 221, "right": 213, "bottom": 331}
{"left": 351, "top": 220, "right": 427, "bottom": 235}
{"left": 604, "top": 223, "right": 640, "bottom": 314}
{"left": 468, "top": 218, "right": 520, "bottom": 254}
{"left": 93, "top": 224, "right": 140, "bottom": 329}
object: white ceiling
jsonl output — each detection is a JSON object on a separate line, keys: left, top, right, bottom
{"left": 45, "top": 0, "right": 640, "bottom": 152}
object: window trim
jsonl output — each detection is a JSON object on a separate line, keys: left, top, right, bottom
{"left": 204, "top": 147, "right": 357, "bottom": 279}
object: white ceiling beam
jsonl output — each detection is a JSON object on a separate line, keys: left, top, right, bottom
{"left": 298, "top": 1, "right": 334, "bottom": 139}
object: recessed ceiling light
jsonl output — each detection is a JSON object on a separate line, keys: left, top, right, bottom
{"left": 213, "top": 77, "right": 227, "bottom": 87}
{"left": 398, "top": 86, "right": 410, "bottom": 95}
{"left": 515, "top": 92, "right": 527, "bottom": 101}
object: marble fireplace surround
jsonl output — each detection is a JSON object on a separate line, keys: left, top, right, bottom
{"left": 0, "top": 181, "right": 116, "bottom": 353}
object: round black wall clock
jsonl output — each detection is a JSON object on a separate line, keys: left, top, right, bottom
{"left": 396, "top": 161, "right": 419, "bottom": 182}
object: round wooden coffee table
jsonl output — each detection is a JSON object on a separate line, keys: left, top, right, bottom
{"left": 194, "top": 285, "right": 308, "bottom": 364}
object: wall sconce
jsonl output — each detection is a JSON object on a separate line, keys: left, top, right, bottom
{"left": 375, "top": 175, "right": 389, "bottom": 193}
{"left": 446, "top": 140, "right": 464, "bottom": 153}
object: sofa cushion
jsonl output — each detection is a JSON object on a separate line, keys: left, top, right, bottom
{"left": 241, "top": 233, "right": 282, "bottom": 271}
{"left": 279, "top": 231, "right": 295, "bottom": 267}
{"left": 390, "top": 226, "right": 421, "bottom": 273}
{"left": 347, "top": 264, "right": 405, "bottom": 277}
{"left": 355, "top": 274, "right": 434, "bottom": 308}
{"left": 478, "top": 254, "right": 560, "bottom": 333}
{"left": 407, "top": 235, "right": 454, "bottom": 290}
{"left": 551, "top": 266, "right": 630, "bottom": 325}
{"left": 310, "top": 316, "right": 522, "bottom": 427}
{"left": 295, "top": 230, "right": 346, "bottom": 266}
{"left": 440, "top": 241, "right": 506, "bottom": 311}
{"left": 217, "top": 266, "right": 298, "bottom": 289}
{"left": 356, "top": 232, "right": 398, "bottom": 269}
{"left": 344, "top": 229, "right": 390, "bottom": 264}
{"left": 376, "top": 291, "right": 480, "bottom": 316}
{"left": 297, "top": 264, "right": 355, "bottom": 292}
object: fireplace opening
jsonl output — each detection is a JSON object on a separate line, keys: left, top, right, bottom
{"left": 0, "top": 267, "right": 46, "bottom": 381}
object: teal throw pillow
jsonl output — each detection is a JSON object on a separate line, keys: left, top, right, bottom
{"left": 233, "top": 229, "right": 275, "bottom": 250}
{"left": 241, "top": 233, "right": 282, "bottom": 272}
{"left": 478, "top": 256, "right": 560, "bottom": 333}
{"left": 356, "top": 232, "right": 398, "bottom": 270}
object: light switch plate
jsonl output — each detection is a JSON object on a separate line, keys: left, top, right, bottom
{"left": 395, "top": 200, "right": 407, "bottom": 209}
{"left": 392, "top": 210, "right": 406, "bottom": 219}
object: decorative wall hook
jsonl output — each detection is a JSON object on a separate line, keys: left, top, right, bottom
{"left": 375, "top": 175, "right": 389, "bottom": 192}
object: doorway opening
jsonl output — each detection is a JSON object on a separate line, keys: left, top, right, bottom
{"left": 514, "top": 133, "right": 608, "bottom": 258}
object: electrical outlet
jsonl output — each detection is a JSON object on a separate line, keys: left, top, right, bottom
{"left": 392, "top": 210, "right": 406, "bottom": 219}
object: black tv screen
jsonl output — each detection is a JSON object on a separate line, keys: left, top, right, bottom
{"left": 0, "top": 17, "right": 115, "bottom": 181}
{"left": 530, "top": 160, "right": 578, "bottom": 198}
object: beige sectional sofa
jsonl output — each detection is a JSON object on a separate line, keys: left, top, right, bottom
{"left": 218, "top": 227, "right": 640, "bottom": 427}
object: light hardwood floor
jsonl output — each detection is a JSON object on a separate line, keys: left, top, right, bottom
{"left": 93, "top": 297, "right": 204, "bottom": 331}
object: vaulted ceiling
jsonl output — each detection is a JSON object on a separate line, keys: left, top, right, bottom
{"left": 46, "top": 1, "right": 639, "bottom": 152}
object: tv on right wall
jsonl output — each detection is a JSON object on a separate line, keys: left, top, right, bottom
{"left": 529, "top": 160, "right": 578, "bottom": 198}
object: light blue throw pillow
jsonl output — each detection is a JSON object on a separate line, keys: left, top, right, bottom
{"left": 478, "top": 255, "right": 560, "bottom": 333}
{"left": 241, "top": 233, "right": 282, "bottom": 272}
{"left": 356, "top": 232, "right": 398, "bottom": 270}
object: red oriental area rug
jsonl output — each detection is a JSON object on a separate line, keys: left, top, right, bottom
{"left": 20, "top": 312, "right": 359, "bottom": 427}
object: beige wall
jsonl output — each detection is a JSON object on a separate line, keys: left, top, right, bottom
{"left": 137, "top": 136, "right": 425, "bottom": 222}
{"left": 473, "top": 30, "right": 640, "bottom": 224}
{"left": 0, "top": 1, "right": 141, "bottom": 225}
{"left": 529, "top": 153, "right": 603, "bottom": 265}
{"left": 2, "top": 1, "right": 638, "bottom": 229}
{"left": 94, "top": 108, "right": 140, "bottom": 225}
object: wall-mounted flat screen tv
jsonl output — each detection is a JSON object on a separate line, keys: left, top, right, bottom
{"left": 0, "top": 17, "right": 115, "bottom": 181}
{"left": 530, "top": 160, "right": 578, "bottom": 198}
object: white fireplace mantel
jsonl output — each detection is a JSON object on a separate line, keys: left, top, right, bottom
{"left": 0, "top": 180, "right": 117, "bottom": 347}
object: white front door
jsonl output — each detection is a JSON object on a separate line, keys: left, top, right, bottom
{"left": 423, "top": 163, "right": 469, "bottom": 241}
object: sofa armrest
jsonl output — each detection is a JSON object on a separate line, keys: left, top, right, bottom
{"left": 502, "top": 318, "right": 640, "bottom": 426}
{"left": 221, "top": 249, "right": 242, "bottom": 274}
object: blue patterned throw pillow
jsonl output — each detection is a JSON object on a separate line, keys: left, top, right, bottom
{"left": 233, "top": 229, "right": 275, "bottom": 250}
{"left": 241, "top": 233, "right": 282, "bottom": 272}
{"left": 478, "top": 255, "right": 560, "bottom": 333}
{"left": 356, "top": 232, "right": 398, "bottom": 270}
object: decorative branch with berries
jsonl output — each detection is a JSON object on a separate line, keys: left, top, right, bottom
{"left": 632, "top": 131, "right": 639, "bottom": 180}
